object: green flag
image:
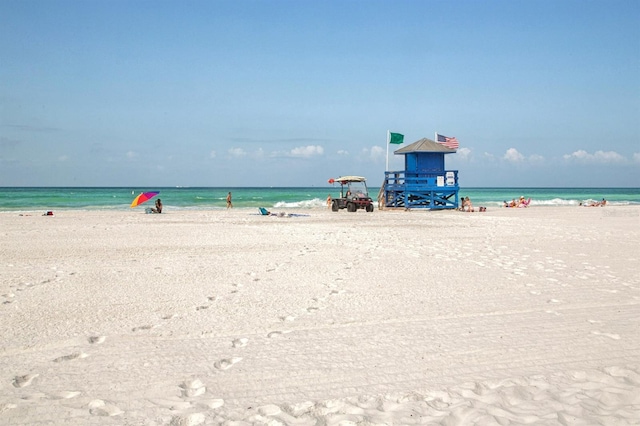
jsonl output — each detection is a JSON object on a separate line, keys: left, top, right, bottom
{"left": 389, "top": 132, "right": 404, "bottom": 144}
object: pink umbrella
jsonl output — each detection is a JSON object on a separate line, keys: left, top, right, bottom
{"left": 130, "top": 191, "right": 159, "bottom": 208}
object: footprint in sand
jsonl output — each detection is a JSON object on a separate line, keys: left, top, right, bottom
{"left": 267, "top": 330, "right": 291, "bottom": 338}
{"left": 12, "top": 374, "right": 39, "bottom": 388}
{"left": 258, "top": 404, "right": 282, "bottom": 416}
{"left": 280, "top": 315, "right": 296, "bottom": 322}
{"left": 232, "top": 338, "right": 248, "bottom": 348}
{"left": 0, "top": 403, "right": 18, "bottom": 413}
{"left": 214, "top": 357, "right": 242, "bottom": 371}
{"left": 170, "top": 413, "right": 205, "bottom": 426}
{"left": 132, "top": 325, "right": 154, "bottom": 332}
{"left": 88, "top": 335, "right": 106, "bottom": 344}
{"left": 53, "top": 352, "right": 88, "bottom": 363}
{"left": 179, "top": 378, "right": 206, "bottom": 398}
{"left": 195, "top": 305, "right": 209, "bottom": 311}
{"left": 155, "top": 379, "right": 223, "bottom": 418}
{"left": 592, "top": 330, "right": 621, "bottom": 340}
{"left": 88, "top": 399, "right": 123, "bottom": 417}
{"left": 197, "top": 398, "right": 224, "bottom": 409}
{"left": 285, "top": 400, "right": 315, "bottom": 416}
{"left": 50, "top": 391, "right": 81, "bottom": 399}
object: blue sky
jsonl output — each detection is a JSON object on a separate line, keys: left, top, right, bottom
{"left": 1, "top": 0, "right": 638, "bottom": 187}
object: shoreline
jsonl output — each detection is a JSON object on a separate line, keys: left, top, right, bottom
{"left": 3, "top": 203, "right": 640, "bottom": 213}
{"left": 1, "top": 187, "right": 638, "bottom": 213}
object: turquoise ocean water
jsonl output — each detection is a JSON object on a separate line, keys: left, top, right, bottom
{"left": 0, "top": 185, "right": 640, "bottom": 212}
{"left": 1, "top": 187, "right": 639, "bottom": 212}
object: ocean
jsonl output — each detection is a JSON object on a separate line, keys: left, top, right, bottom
{"left": 0, "top": 187, "right": 638, "bottom": 212}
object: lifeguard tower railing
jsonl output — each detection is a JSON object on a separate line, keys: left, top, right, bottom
{"left": 382, "top": 170, "right": 459, "bottom": 210}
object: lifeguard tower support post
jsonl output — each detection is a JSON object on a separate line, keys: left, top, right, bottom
{"left": 381, "top": 138, "right": 459, "bottom": 210}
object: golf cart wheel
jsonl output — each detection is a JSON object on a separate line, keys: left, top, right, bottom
{"left": 366, "top": 204, "right": 374, "bottom": 212}
{"left": 331, "top": 200, "right": 339, "bottom": 212}
{"left": 347, "top": 202, "right": 356, "bottom": 212}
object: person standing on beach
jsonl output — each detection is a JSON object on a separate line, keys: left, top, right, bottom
{"left": 326, "top": 194, "right": 332, "bottom": 209}
{"left": 226, "top": 192, "right": 233, "bottom": 209}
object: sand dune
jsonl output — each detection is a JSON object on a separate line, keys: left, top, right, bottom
{"left": 1, "top": 206, "right": 639, "bottom": 424}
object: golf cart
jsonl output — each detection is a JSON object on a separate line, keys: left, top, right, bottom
{"left": 328, "top": 176, "right": 374, "bottom": 212}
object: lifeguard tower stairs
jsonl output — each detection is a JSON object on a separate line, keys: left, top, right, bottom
{"left": 381, "top": 138, "right": 459, "bottom": 210}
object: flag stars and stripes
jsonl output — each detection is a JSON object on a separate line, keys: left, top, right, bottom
{"left": 436, "top": 133, "right": 459, "bottom": 149}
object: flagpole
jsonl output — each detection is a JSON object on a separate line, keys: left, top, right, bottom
{"left": 386, "top": 130, "right": 390, "bottom": 172}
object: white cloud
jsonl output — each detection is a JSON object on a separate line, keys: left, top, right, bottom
{"left": 456, "top": 147, "right": 471, "bottom": 160}
{"left": 563, "top": 150, "right": 590, "bottom": 161}
{"left": 563, "top": 149, "right": 625, "bottom": 163}
{"left": 289, "top": 145, "right": 324, "bottom": 158}
{"left": 483, "top": 152, "right": 496, "bottom": 161}
{"left": 126, "top": 151, "right": 137, "bottom": 159}
{"left": 58, "top": 155, "right": 69, "bottom": 161}
{"left": 358, "top": 146, "right": 385, "bottom": 162}
{"left": 253, "top": 148, "right": 265, "bottom": 158}
{"left": 209, "top": 150, "right": 216, "bottom": 158}
{"left": 337, "top": 149, "right": 349, "bottom": 156}
{"left": 529, "top": 154, "right": 545, "bottom": 163}
{"left": 228, "top": 147, "right": 247, "bottom": 157}
{"left": 633, "top": 153, "right": 640, "bottom": 163}
{"left": 503, "top": 148, "right": 525, "bottom": 162}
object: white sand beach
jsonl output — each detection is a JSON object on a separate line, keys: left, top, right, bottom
{"left": 1, "top": 206, "right": 639, "bottom": 425}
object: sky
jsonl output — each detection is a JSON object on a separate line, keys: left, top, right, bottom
{"left": 1, "top": 0, "right": 639, "bottom": 188}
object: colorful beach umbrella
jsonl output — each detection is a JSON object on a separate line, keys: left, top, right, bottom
{"left": 130, "top": 191, "right": 159, "bottom": 208}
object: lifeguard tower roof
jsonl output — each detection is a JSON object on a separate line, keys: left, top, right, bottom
{"left": 394, "top": 138, "right": 456, "bottom": 154}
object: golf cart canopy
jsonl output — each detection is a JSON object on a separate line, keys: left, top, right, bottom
{"left": 335, "top": 176, "right": 366, "bottom": 183}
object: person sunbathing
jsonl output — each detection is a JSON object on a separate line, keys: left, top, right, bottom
{"left": 259, "top": 207, "right": 290, "bottom": 217}
{"left": 517, "top": 196, "right": 531, "bottom": 208}
{"left": 151, "top": 199, "right": 162, "bottom": 213}
{"left": 505, "top": 199, "right": 517, "bottom": 208}
{"left": 582, "top": 198, "right": 607, "bottom": 207}
{"left": 462, "top": 196, "right": 474, "bottom": 212}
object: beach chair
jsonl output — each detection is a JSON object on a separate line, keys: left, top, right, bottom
{"left": 258, "top": 207, "right": 270, "bottom": 216}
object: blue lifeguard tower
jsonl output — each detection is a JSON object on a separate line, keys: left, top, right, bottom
{"left": 380, "top": 138, "right": 459, "bottom": 210}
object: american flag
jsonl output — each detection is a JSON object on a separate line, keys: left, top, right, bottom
{"left": 436, "top": 133, "right": 459, "bottom": 150}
